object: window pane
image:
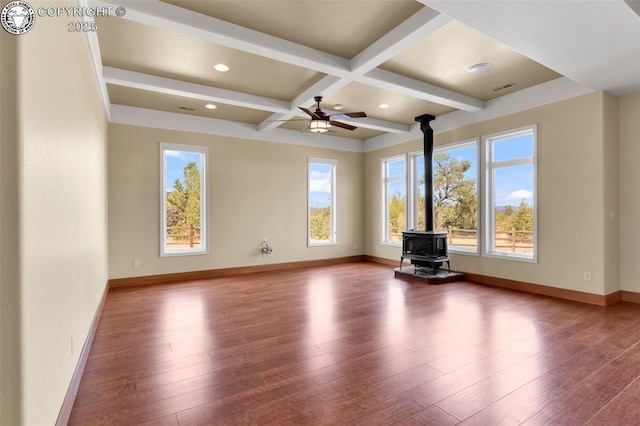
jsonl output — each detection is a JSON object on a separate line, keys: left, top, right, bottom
{"left": 493, "top": 133, "right": 533, "bottom": 162}
{"left": 492, "top": 164, "right": 534, "bottom": 254}
{"left": 387, "top": 180, "right": 406, "bottom": 242}
{"left": 414, "top": 154, "right": 425, "bottom": 230}
{"left": 387, "top": 158, "right": 405, "bottom": 178}
{"left": 309, "top": 160, "right": 336, "bottom": 244}
{"left": 433, "top": 144, "right": 478, "bottom": 252}
{"left": 162, "top": 145, "right": 207, "bottom": 256}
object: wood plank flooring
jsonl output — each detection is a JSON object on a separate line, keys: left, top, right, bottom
{"left": 69, "top": 262, "right": 640, "bottom": 425}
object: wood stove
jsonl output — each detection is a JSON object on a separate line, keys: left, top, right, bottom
{"left": 400, "top": 114, "right": 450, "bottom": 274}
{"left": 401, "top": 230, "right": 450, "bottom": 274}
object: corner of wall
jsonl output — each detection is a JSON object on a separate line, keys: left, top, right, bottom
{"left": 602, "top": 91, "right": 620, "bottom": 295}
{"left": 0, "top": 30, "right": 23, "bottom": 426}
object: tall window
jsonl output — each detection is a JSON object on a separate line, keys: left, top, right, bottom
{"left": 308, "top": 158, "right": 337, "bottom": 245}
{"left": 484, "top": 126, "right": 536, "bottom": 260}
{"left": 160, "top": 143, "right": 208, "bottom": 256}
{"left": 382, "top": 155, "right": 406, "bottom": 244}
{"left": 409, "top": 152, "right": 425, "bottom": 231}
{"left": 434, "top": 141, "right": 479, "bottom": 253}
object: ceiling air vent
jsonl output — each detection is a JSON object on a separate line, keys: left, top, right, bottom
{"left": 493, "top": 82, "right": 516, "bottom": 92}
{"left": 178, "top": 106, "right": 196, "bottom": 111}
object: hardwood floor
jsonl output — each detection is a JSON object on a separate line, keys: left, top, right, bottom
{"left": 69, "top": 262, "right": 640, "bottom": 425}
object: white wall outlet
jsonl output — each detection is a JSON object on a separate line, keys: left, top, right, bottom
{"left": 584, "top": 271, "right": 592, "bottom": 281}
{"left": 132, "top": 260, "right": 140, "bottom": 268}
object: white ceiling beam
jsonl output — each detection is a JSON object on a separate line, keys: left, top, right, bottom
{"left": 79, "top": 0, "right": 110, "bottom": 119}
{"left": 103, "top": 67, "right": 292, "bottom": 114}
{"left": 110, "top": 105, "right": 364, "bottom": 152}
{"left": 362, "top": 68, "right": 485, "bottom": 112}
{"left": 350, "top": 8, "right": 450, "bottom": 73}
{"left": 104, "top": 67, "right": 409, "bottom": 134}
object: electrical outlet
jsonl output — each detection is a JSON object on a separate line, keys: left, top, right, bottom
{"left": 133, "top": 260, "right": 140, "bottom": 268}
{"left": 584, "top": 271, "right": 592, "bottom": 281}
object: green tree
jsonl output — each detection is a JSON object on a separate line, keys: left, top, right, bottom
{"left": 388, "top": 191, "right": 405, "bottom": 240}
{"left": 495, "top": 205, "right": 514, "bottom": 231}
{"left": 432, "top": 152, "right": 477, "bottom": 230}
{"left": 166, "top": 162, "right": 201, "bottom": 238}
{"left": 511, "top": 199, "right": 534, "bottom": 239}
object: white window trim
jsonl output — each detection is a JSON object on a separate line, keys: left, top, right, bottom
{"left": 308, "top": 157, "right": 338, "bottom": 246}
{"left": 408, "top": 150, "right": 422, "bottom": 233}
{"left": 482, "top": 125, "right": 537, "bottom": 263}
{"left": 434, "top": 138, "right": 481, "bottom": 256}
{"left": 381, "top": 154, "right": 407, "bottom": 246}
{"left": 160, "top": 143, "right": 209, "bottom": 257}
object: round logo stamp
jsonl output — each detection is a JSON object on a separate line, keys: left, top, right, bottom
{"left": 1, "top": 1, "right": 35, "bottom": 35}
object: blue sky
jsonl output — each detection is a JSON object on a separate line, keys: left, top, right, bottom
{"left": 309, "top": 163, "right": 332, "bottom": 208}
{"left": 165, "top": 150, "right": 202, "bottom": 192}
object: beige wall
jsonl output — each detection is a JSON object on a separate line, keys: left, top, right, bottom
{"left": 108, "top": 124, "right": 364, "bottom": 279}
{"left": 1, "top": 3, "right": 109, "bottom": 424}
{"left": 0, "top": 27, "right": 22, "bottom": 426}
{"left": 619, "top": 93, "right": 640, "bottom": 292}
{"left": 365, "top": 92, "right": 616, "bottom": 295}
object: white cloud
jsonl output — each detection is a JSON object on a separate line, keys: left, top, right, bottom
{"left": 165, "top": 150, "right": 182, "bottom": 157}
{"left": 309, "top": 170, "right": 331, "bottom": 193}
{"left": 508, "top": 189, "right": 533, "bottom": 200}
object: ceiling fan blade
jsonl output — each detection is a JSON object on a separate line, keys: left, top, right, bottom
{"left": 329, "top": 111, "right": 367, "bottom": 120}
{"left": 329, "top": 120, "right": 357, "bottom": 131}
{"left": 299, "top": 107, "right": 321, "bottom": 119}
{"left": 301, "top": 122, "right": 311, "bottom": 133}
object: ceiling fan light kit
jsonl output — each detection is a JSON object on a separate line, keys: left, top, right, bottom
{"left": 309, "top": 120, "right": 330, "bottom": 133}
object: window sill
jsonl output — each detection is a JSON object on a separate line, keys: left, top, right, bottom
{"left": 161, "top": 249, "right": 209, "bottom": 257}
{"left": 483, "top": 251, "right": 537, "bottom": 263}
{"left": 309, "top": 242, "right": 338, "bottom": 247}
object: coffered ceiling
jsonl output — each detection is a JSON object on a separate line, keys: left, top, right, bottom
{"left": 85, "top": 0, "right": 640, "bottom": 151}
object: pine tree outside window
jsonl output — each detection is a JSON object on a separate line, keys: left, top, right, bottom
{"left": 160, "top": 143, "right": 208, "bottom": 256}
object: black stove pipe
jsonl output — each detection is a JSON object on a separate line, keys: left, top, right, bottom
{"left": 415, "top": 114, "right": 436, "bottom": 233}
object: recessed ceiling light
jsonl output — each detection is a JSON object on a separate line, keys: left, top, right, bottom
{"left": 213, "top": 63, "right": 229, "bottom": 72}
{"left": 379, "top": 103, "right": 390, "bottom": 109}
{"left": 205, "top": 103, "right": 217, "bottom": 109}
{"left": 467, "top": 63, "right": 491, "bottom": 73}
{"left": 334, "top": 104, "right": 344, "bottom": 110}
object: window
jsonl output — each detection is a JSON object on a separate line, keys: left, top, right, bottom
{"left": 160, "top": 143, "right": 208, "bottom": 256}
{"left": 409, "top": 152, "right": 425, "bottom": 231}
{"left": 434, "top": 141, "right": 479, "bottom": 253}
{"left": 308, "top": 158, "right": 337, "bottom": 245}
{"left": 484, "top": 126, "right": 536, "bottom": 260}
{"left": 382, "top": 155, "right": 406, "bottom": 244}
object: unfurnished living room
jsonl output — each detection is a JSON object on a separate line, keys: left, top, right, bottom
{"left": 1, "top": 0, "right": 640, "bottom": 425}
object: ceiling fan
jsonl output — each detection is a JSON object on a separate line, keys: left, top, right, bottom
{"left": 298, "top": 96, "right": 367, "bottom": 133}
